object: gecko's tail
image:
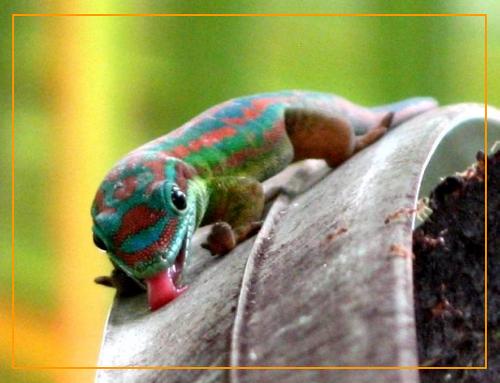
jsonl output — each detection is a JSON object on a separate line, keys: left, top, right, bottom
{"left": 371, "top": 97, "right": 438, "bottom": 127}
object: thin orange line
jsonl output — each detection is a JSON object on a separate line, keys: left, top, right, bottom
{"left": 11, "top": 12, "right": 16, "bottom": 370}
{"left": 12, "top": 365, "right": 489, "bottom": 370}
{"left": 12, "top": 13, "right": 486, "bottom": 17}
{"left": 483, "top": 14, "right": 488, "bottom": 370}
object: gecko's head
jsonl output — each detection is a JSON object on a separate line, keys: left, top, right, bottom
{"left": 91, "top": 154, "right": 198, "bottom": 310}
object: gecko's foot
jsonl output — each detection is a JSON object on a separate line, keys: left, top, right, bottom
{"left": 202, "top": 222, "right": 237, "bottom": 256}
{"left": 94, "top": 268, "right": 144, "bottom": 297}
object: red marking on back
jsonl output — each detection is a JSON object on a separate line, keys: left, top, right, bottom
{"left": 167, "top": 126, "right": 237, "bottom": 159}
{"left": 226, "top": 119, "right": 285, "bottom": 168}
{"left": 252, "top": 97, "right": 278, "bottom": 110}
{"left": 189, "top": 126, "right": 236, "bottom": 151}
{"left": 170, "top": 146, "right": 190, "bottom": 158}
{"left": 114, "top": 205, "right": 166, "bottom": 246}
{"left": 222, "top": 98, "right": 276, "bottom": 126}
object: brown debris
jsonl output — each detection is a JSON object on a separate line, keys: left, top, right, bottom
{"left": 325, "top": 226, "right": 348, "bottom": 242}
{"left": 389, "top": 243, "right": 414, "bottom": 259}
{"left": 385, "top": 199, "right": 430, "bottom": 224}
{"left": 414, "top": 150, "right": 499, "bottom": 383}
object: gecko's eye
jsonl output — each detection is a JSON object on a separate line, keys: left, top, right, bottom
{"left": 93, "top": 233, "right": 108, "bottom": 251}
{"left": 171, "top": 184, "right": 187, "bottom": 211}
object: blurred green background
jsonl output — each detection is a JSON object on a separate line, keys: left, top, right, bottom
{"left": 1, "top": 1, "right": 499, "bottom": 382}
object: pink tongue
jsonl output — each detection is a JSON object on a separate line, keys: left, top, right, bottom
{"left": 145, "top": 268, "right": 185, "bottom": 311}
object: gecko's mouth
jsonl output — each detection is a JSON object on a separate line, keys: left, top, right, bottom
{"left": 144, "top": 236, "right": 188, "bottom": 311}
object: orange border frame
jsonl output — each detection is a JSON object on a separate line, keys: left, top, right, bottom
{"left": 11, "top": 12, "right": 488, "bottom": 371}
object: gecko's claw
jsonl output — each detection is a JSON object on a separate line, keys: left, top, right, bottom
{"left": 94, "top": 275, "right": 114, "bottom": 287}
{"left": 202, "top": 222, "right": 237, "bottom": 256}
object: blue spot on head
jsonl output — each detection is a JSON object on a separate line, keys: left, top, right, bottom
{"left": 120, "top": 215, "right": 170, "bottom": 253}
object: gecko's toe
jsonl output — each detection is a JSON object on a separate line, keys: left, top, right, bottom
{"left": 94, "top": 275, "right": 114, "bottom": 287}
{"left": 202, "top": 222, "right": 236, "bottom": 256}
{"left": 381, "top": 111, "right": 395, "bottom": 128}
{"left": 94, "top": 269, "right": 144, "bottom": 297}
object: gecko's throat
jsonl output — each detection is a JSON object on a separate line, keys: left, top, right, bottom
{"left": 145, "top": 235, "right": 188, "bottom": 311}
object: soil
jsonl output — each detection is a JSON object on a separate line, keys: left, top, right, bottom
{"left": 413, "top": 150, "right": 499, "bottom": 383}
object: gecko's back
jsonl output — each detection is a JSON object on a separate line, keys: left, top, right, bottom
{"left": 129, "top": 90, "right": 436, "bottom": 181}
{"left": 91, "top": 90, "right": 437, "bottom": 311}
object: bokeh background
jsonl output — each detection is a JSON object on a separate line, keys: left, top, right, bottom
{"left": 1, "top": 1, "right": 499, "bottom": 382}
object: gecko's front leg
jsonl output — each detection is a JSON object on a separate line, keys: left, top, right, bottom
{"left": 201, "top": 176, "right": 265, "bottom": 255}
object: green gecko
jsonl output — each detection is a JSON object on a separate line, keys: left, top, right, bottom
{"left": 91, "top": 90, "right": 437, "bottom": 310}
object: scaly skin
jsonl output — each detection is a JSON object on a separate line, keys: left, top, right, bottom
{"left": 91, "top": 90, "right": 437, "bottom": 310}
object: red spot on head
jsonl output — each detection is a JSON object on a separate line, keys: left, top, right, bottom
{"left": 143, "top": 159, "right": 168, "bottom": 193}
{"left": 113, "top": 176, "right": 138, "bottom": 200}
{"left": 226, "top": 147, "right": 264, "bottom": 168}
{"left": 106, "top": 168, "right": 121, "bottom": 182}
{"left": 145, "top": 160, "right": 166, "bottom": 184}
{"left": 175, "top": 162, "right": 196, "bottom": 191}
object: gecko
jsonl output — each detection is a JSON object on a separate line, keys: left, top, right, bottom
{"left": 91, "top": 90, "right": 437, "bottom": 310}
